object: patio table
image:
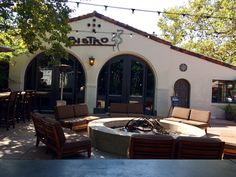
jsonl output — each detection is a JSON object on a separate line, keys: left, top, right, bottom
{"left": 0, "top": 160, "right": 236, "bottom": 177}
{"left": 0, "top": 92, "right": 11, "bottom": 99}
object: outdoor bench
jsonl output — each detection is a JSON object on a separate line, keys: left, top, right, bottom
{"left": 109, "top": 103, "right": 144, "bottom": 117}
{"left": 163, "top": 106, "right": 211, "bottom": 133}
{"left": 55, "top": 103, "right": 100, "bottom": 131}
{"left": 128, "top": 134, "right": 224, "bottom": 159}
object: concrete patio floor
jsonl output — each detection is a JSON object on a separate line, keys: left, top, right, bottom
{"left": 1, "top": 117, "right": 236, "bottom": 159}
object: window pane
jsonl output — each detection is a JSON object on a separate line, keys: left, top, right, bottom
{"left": 98, "top": 65, "right": 108, "bottom": 95}
{"left": 109, "top": 60, "right": 123, "bottom": 95}
{"left": 130, "top": 61, "right": 143, "bottom": 96}
{"left": 212, "top": 80, "right": 236, "bottom": 103}
{"left": 146, "top": 67, "right": 155, "bottom": 97}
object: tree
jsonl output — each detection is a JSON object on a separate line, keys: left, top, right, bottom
{"left": 157, "top": 0, "right": 236, "bottom": 64}
{"left": 0, "top": 0, "right": 72, "bottom": 61}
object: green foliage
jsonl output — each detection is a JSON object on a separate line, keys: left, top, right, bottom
{"left": 0, "top": 0, "right": 72, "bottom": 62}
{"left": 158, "top": 0, "right": 236, "bottom": 64}
{"left": 224, "top": 104, "right": 234, "bottom": 113}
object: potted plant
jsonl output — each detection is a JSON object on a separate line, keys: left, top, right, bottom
{"left": 224, "top": 104, "right": 234, "bottom": 121}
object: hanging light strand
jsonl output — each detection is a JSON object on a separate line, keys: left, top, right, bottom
{"left": 72, "top": 29, "right": 134, "bottom": 37}
{"left": 66, "top": 0, "right": 236, "bottom": 20}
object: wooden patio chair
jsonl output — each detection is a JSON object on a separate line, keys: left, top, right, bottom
{"left": 43, "top": 118, "right": 91, "bottom": 159}
{"left": 176, "top": 136, "right": 225, "bottom": 159}
{"left": 31, "top": 113, "right": 47, "bottom": 147}
{"left": 128, "top": 134, "right": 175, "bottom": 159}
{"left": 0, "top": 91, "right": 18, "bottom": 130}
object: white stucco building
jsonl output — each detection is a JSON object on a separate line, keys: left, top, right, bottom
{"left": 9, "top": 12, "right": 236, "bottom": 118}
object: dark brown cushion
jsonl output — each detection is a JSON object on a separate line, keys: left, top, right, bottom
{"left": 55, "top": 105, "right": 74, "bottom": 120}
{"left": 44, "top": 118, "right": 66, "bottom": 146}
{"left": 74, "top": 104, "right": 89, "bottom": 117}
{"left": 127, "top": 103, "right": 143, "bottom": 114}
{"left": 32, "top": 113, "right": 46, "bottom": 139}
{"left": 60, "top": 118, "right": 87, "bottom": 129}
{"left": 110, "top": 103, "right": 128, "bottom": 113}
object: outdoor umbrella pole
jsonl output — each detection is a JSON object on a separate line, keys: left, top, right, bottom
{"left": 60, "top": 72, "right": 64, "bottom": 100}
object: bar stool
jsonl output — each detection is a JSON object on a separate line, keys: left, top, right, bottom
{"left": 0, "top": 91, "right": 18, "bottom": 130}
{"left": 21, "top": 90, "right": 35, "bottom": 121}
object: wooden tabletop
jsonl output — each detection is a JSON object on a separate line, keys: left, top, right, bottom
{"left": 0, "top": 92, "right": 10, "bottom": 99}
{"left": 0, "top": 160, "right": 236, "bottom": 177}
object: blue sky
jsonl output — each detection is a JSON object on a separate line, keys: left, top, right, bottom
{"left": 67, "top": 0, "right": 189, "bottom": 35}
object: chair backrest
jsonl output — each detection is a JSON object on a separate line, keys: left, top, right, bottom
{"left": 32, "top": 113, "right": 46, "bottom": 139}
{"left": 171, "top": 107, "right": 190, "bottom": 120}
{"left": 8, "top": 91, "right": 18, "bottom": 104}
{"left": 110, "top": 103, "right": 128, "bottom": 113}
{"left": 55, "top": 105, "right": 74, "bottom": 120}
{"left": 189, "top": 109, "right": 211, "bottom": 123}
{"left": 74, "top": 103, "right": 89, "bottom": 117}
{"left": 176, "top": 136, "right": 225, "bottom": 159}
{"left": 44, "top": 118, "right": 66, "bottom": 150}
{"left": 128, "top": 134, "right": 175, "bottom": 159}
{"left": 7, "top": 91, "right": 18, "bottom": 115}
{"left": 127, "top": 103, "right": 143, "bottom": 114}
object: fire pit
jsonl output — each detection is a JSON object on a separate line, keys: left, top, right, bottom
{"left": 88, "top": 117, "right": 206, "bottom": 156}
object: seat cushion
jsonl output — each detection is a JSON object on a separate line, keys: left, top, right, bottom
{"left": 63, "top": 136, "right": 91, "bottom": 153}
{"left": 83, "top": 116, "right": 100, "bottom": 123}
{"left": 74, "top": 104, "right": 89, "bottom": 117}
{"left": 181, "top": 120, "right": 208, "bottom": 129}
{"left": 163, "top": 117, "right": 185, "bottom": 122}
{"left": 189, "top": 109, "right": 210, "bottom": 123}
{"left": 109, "top": 113, "right": 128, "bottom": 117}
{"left": 127, "top": 103, "right": 143, "bottom": 114}
{"left": 59, "top": 118, "right": 87, "bottom": 130}
{"left": 171, "top": 107, "right": 190, "bottom": 120}
{"left": 128, "top": 113, "right": 144, "bottom": 117}
{"left": 55, "top": 105, "right": 74, "bottom": 120}
{"left": 110, "top": 103, "right": 128, "bottom": 113}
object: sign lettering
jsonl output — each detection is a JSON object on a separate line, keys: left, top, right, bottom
{"left": 69, "top": 36, "right": 113, "bottom": 46}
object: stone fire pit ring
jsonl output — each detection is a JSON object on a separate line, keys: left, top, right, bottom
{"left": 88, "top": 118, "right": 206, "bottom": 156}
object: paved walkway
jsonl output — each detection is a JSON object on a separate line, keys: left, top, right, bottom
{"left": 0, "top": 118, "right": 236, "bottom": 159}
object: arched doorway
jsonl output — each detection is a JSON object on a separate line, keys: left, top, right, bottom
{"left": 25, "top": 52, "right": 85, "bottom": 110}
{"left": 96, "top": 54, "right": 155, "bottom": 115}
{"left": 174, "top": 79, "right": 190, "bottom": 108}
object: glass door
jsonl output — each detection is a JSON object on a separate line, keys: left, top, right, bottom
{"left": 97, "top": 54, "right": 155, "bottom": 115}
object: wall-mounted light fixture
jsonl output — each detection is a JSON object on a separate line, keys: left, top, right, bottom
{"left": 89, "top": 56, "right": 95, "bottom": 66}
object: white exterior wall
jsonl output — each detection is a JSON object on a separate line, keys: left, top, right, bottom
{"left": 9, "top": 15, "right": 236, "bottom": 118}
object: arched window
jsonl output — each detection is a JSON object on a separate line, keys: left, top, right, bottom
{"left": 25, "top": 53, "right": 85, "bottom": 110}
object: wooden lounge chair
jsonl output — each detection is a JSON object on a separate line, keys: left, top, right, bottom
{"left": 176, "top": 136, "right": 225, "bottom": 159}
{"left": 32, "top": 113, "right": 47, "bottom": 147}
{"left": 128, "top": 134, "right": 175, "bottom": 159}
{"left": 32, "top": 113, "right": 91, "bottom": 159}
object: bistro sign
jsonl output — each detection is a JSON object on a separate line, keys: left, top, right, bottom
{"left": 68, "top": 36, "right": 113, "bottom": 46}
{"left": 68, "top": 29, "right": 124, "bottom": 51}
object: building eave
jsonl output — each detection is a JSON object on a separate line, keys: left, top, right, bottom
{"left": 69, "top": 11, "right": 236, "bottom": 71}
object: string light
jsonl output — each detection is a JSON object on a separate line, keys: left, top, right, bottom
{"left": 66, "top": 1, "right": 235, "bottom": 20}
{"left": 131, "top": 9, "right": 135, "bottom": 14}
{"left": 104, "top": 5, "right": 108, "bottom": 11}
{"left": 72, "top": 29, "right": 135, "bottom": 37}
